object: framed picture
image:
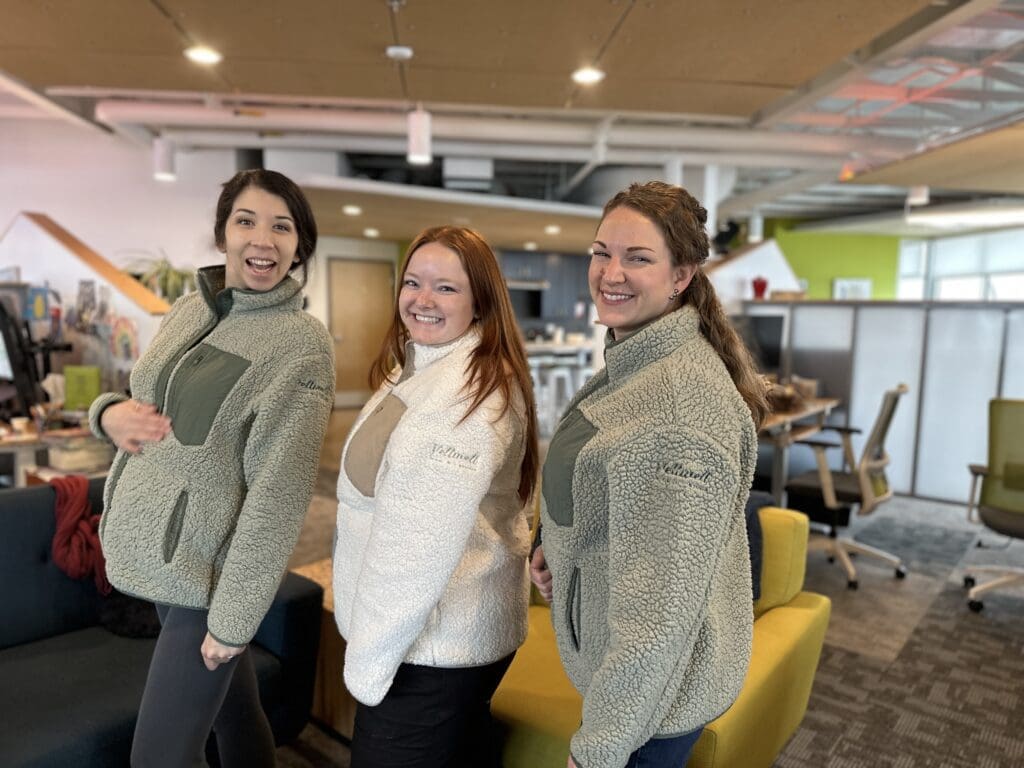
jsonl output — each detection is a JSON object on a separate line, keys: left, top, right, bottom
{"left": 832, "top": 278, "right": 873, "bottom": 300}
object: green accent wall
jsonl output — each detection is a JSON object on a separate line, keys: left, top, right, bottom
{"left": 775, "top": 230, "right": 900, "bottom": 300}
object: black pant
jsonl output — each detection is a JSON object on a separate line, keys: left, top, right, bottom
{"left": 131, "top": 604, "right": 276, "bottom": 768}
{"left": 351, "top": 653, "right": 515, "bottom": 768}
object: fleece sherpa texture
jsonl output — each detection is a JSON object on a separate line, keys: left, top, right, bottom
{"left": 88, "top": 266, "right": 334, "bottom": 646}
{"left": 333, "top": 329, "right": 530, "bottom": 706}
{"left": 540, "top": 306, "right": 757, "bottom": 768}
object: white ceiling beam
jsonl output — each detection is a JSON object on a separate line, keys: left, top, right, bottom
{"left": 97, "top": 100, "right": 914, "bottom": 161}
{"left": 0, "top": 69, "right": 107, "bottom": 133}
{"left": 159, "top": 129, "right": 847, "bottom": 172}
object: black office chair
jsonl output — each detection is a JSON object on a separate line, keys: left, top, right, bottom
{"left": 963, "top": 398, "right": 1024, "bottom": 612}
{"left": 785, "top": 383, "right": 909, "bottom": 589}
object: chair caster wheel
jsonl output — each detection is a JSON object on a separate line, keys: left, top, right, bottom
{"left": 963, "top": 575, "right": 976, "bottom": 589}
{"left": 847, "top": 580, "right": 858, "bottom": 590}
{"left": 895, "top": 566, "right": 907, "bottom": 580}
{"left": 968, "top": 600, "right": 984, "bottom": 613}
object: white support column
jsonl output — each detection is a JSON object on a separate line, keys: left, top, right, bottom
{"left": 748, "top": 210, "right": 764, "bottom": 243}
{"left": 702, "top": 164, "right": 720, "bottom": 237}
{"left": 663, "top": 156, "right": 684, "bottom": 187}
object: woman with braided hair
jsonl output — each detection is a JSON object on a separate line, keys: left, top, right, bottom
{"left": 530, "top": 181, "right": 768, "bottom": 768}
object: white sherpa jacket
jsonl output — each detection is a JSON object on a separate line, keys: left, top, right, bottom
{"left": 541, "top": 306, "right": 757, "bottom": 768}
{"left": 333, "top": 328, "right": 530, "bottom": 706}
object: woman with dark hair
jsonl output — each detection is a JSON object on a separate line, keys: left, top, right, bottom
{"left": 88, "top": 169, "right": 335, "bottom": 768}
{"left": 333, "top": 225, "right": 539, "bottom": 768}
{"left": 530, "top": 181, "right": 768, "bottom": 768}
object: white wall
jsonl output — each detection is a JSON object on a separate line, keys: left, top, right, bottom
{"left": 707, "top": 239, "right": 801, "bottom": 314}
{"left": 0, "top": 118, "right": 234, "bottom": 271}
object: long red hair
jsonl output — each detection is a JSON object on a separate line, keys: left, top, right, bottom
{"left": 369, "top": 226, "right": 540, "bottom": 504}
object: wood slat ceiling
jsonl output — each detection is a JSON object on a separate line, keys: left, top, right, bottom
{"left": 852, "top": 122, "right": 1024, "bottom": 193}
{"left": 302, "top": 182, "right": 600, "bottom": 254}
{"left": 0, "top": 0, "right": 937, "bottom": 118}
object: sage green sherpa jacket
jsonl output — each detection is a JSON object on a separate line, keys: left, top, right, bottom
{"left": 540, "top": 306, "right": 757, "bottom": 768}
{"left": 88, "top": 266, "right": 334, "bottom": 647}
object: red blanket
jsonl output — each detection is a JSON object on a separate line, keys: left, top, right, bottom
{"left": 50, "top": 475, "right": 111, "bottom": 596}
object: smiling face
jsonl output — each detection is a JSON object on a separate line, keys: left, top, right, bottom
{"left": 221, "top": 186, "right": 299, "bottom": 292}
{"left": 589, "top": 206, "right": 695, "bottom": 338}
{"left": 399, "top": 242, "right": 476, "bottom": 346}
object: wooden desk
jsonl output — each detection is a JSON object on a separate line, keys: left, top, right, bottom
{"left": 289, "top": 557, "right": 357, "bottom": 742}
{"left": 759, "top": 397, "right": 841, "bottom": 504}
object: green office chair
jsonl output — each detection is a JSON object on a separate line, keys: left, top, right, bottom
{"left": 785, "top": 384, "right": 909, "bottom": 589}
{"left": 963, "top": 398, "right": 1024, "bottom": 612}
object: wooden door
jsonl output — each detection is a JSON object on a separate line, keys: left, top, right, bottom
{"left": 328, "top": 258, "right": 395, "bottom": 407}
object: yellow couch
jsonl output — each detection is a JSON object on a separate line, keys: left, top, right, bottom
{"left": 492, "top": 506, "right": 831, "bottom": 768}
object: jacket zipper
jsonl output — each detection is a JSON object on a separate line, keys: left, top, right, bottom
{"left": 156, "top": 316, "right": 219, "bottom": 415}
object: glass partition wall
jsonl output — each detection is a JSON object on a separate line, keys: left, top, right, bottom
{"left": 744, "top": 300, "right": 1024, "bottom": 504}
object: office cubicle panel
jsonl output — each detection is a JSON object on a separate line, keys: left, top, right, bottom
{"left": 790, "top": 305, "right": 854, "bottom": 410}
{"left": 849, "top": 307, "right": 925, "bottom": 495}
{"left": 915, "top": 308, "right": 1004, "bottom": 501}
{"left": 1002, "top": 309, "right": 1024, "bottom": 399}
{"left": 744, "top": 300, "right": 1021, "bottom": 504}
{"left": 788, "top": 305, "right": 855, "bottom": 477}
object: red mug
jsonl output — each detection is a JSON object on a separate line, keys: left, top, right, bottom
{"left": 752, "top": 276, "right": 768, "bottom": 300}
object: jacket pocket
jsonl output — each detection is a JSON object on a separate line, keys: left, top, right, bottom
{"left": 162, "top": 490, "right": 189, "bottom": 563}
{"left": 165, "top": 343, "right": 250, "bottom": 446}
{"left": 106, "top": 455, "right": 190, "bottom": 571}
{"left": 566, "top": 566, "right": 582, "bottom": 652}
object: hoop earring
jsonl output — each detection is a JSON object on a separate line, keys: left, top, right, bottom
{"left": 668, "top": 288, "right": 681, "bottom": 301}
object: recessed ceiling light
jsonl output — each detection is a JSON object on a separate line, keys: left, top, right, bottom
{"left": 523, "top": 241, "right": 538, "bottom": 251}
{"left": 342, "top": 205, "right": 362, "bottom": 216}
{"left": 386, "top": 45, "right": 414, "bottom": 61}
{"left": 571, "top": 66, "right": 605, "bottom": 85}
{"left": 184, "top": 45, "right": 222, "bottom": 66}
{"left": 363, "top": 227, "right": 380, "bottom": 239}
{"left": 544, "top": 224, "right": 562, "bottom": 235}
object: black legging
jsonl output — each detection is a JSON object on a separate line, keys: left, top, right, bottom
{"left": 130, "top": 604, "right": 275, "bottom": 768}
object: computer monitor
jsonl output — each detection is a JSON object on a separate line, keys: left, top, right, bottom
{"left": 508, "top": 287, "right": 543, "bottom": 320}
{"left": 0, "top": 299, "right": 43, "bottom": 418}
{"left": 730, "top": 314, "right": 785, "bottom": 375}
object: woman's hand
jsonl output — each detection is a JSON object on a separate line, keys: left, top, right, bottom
{"left": 200, "top": 632, "right": 246, "bottom": 671}
{"left": 530, "top": 545, "right": 553, "bottom": 603}
{"left": 567, "top": 757, "right": 578, "bottom": 768}
{"left": 100, "top": 399, "right": 171, "bottom": 454}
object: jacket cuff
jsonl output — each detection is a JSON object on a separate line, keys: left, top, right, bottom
{"left": 88, "top": 393, "right": 129, "bottom": 441}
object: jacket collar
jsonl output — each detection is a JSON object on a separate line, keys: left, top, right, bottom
{"left": 603, "top": 306, "right": 702, "bottom": 382}
{"left": 197, "top": 265, "right": 303, "bottom": 317}
{"left": 401, "top": 326, "right": 481, "bottom": 379}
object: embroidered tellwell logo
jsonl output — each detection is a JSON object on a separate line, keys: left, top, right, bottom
{"left": 430, "top": 443, "right": 480, "bottom": 470}
{"left": 660, "top": 461, "right": 712, "bottom": 483}
{"left": 298, "top": 378, "right": 331, "bottom": 394}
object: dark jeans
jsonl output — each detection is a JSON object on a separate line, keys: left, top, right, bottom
{"left": 131, "top": 604, "right": 275, "bottom": 768}
{"left": 624, "top": 726, "right": 704, "bottom": 768}
{"left": 350, "top": 653, "right": 515, "bottom": 768}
